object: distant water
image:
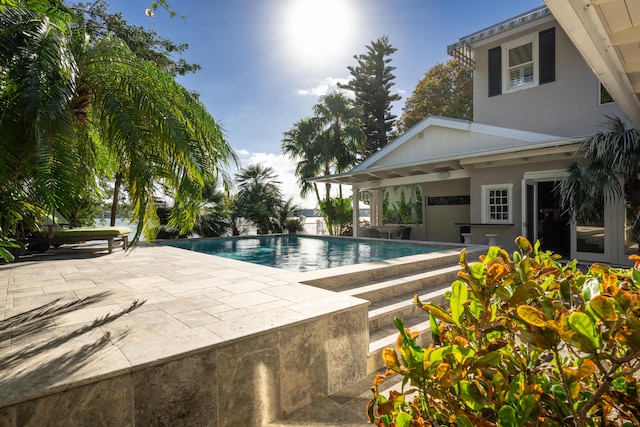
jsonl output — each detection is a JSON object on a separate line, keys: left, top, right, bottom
{"left": 94, "top": 217, "right": 140, "bottom": 239}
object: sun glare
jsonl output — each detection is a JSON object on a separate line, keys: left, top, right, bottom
{"left": 282, "top": 0, "right": 355, "bottom": 67}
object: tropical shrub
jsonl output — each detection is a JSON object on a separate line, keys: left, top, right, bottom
{"left": 368, "top": 237, "right": 640, "bottom": 427}
{"left": 319, "top": 197, "right": 352, "bottom": 236}
{"left": 284, "top": 218, "right": 305, "bottom": 234}
{"left": 383, "top": 186, "right": 423, "bottom": 225}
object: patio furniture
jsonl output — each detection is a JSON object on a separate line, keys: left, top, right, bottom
{"left": 486, "top": 233, "right": 498, "bottom": 246}
{"left": 28, "top": 212, "right": 131, "bottom": 254}
{"left": 398, "top": 226, "right": 411, "bottom": 240}
{"left": 367, "top": 227, "right": 382, "bottom": 238}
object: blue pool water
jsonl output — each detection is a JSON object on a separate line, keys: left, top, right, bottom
{"left": 165, "top": 235, "right": 447, "bottom": 272}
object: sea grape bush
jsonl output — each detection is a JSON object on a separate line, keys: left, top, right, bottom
{"left": 367, "top": 237, "right": 640, "bottom": 427}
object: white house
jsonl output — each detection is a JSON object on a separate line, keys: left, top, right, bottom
{"left": 315, "top": 2, "right": 640, "bottom": 266}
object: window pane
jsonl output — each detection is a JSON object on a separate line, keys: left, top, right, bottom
{"left": 624, "top": 199, "right": 639, "bottom": 255}
{"left": 486, "top": 186, "right": 510, "bottom": 223}
{"left": 509, "top": 43, "right": 532, "bottom": 67}
{"left": 577, "top": 220, "right": 605, "bottom": 254}
{"left": 509, "top": 63, "right": 534, "bottom": 88}
{"left": 600, "top": 82, "right": 614, "bottom": 105}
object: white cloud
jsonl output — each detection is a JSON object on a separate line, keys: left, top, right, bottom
{"left": 235, "top": 150, "right": 351, "bottom": 209}
{"left": 296, "top": 77, "right": 351, "bottom": 97}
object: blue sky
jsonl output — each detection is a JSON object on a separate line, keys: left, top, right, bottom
{"left": 107, "top": 0, "right": 545, "bottom": 208}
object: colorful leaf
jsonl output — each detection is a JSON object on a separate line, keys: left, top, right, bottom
{"left": 517, "top": 305, "right": 547, "bottom": 327}
{"left": 582, "top": 277, "right": 601, "bottom": 302}
{"left": 632, "top": 268, "right": 640, "bottom": 286}
{"left": 510, "top": 281, "right": 541, "bottom": 305}
{"left": 498, "top": 405, "right": 518, "bottom": 427}
{"left": 395, "top": 412, "right": 413, "bottom": 427}
{"left": 577, "top": 359, "right": 596, "bottom": 378}
{"left": 516, "top": 236, "right": 533, "bottom": 255}
{"left": 420, "top": 302, "right": 454, "bottom": 324}
{"left": 429, "top": 311, "right": 440, "bottom": 340}
{"left": 567, "top": 312, "right": 600, "bottom": 350}
{"left": 589, "top": 295, "right": 619, "bottom": 321}
{"left": 451, "top": 280, "right": 468, "bottom": 326}
{"left": 382, "top": 348, "right": 401, "bottom": 371}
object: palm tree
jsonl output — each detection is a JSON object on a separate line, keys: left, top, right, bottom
{"left": 0, "top": 2, "right": 236, "bottom": 245}
{"left": 193, "top": 184, "right": 232, "bottom": 237}
{"left": 281, "top": 117, "right": 324, "bottom": 203}
{"left": 313, "top": 91, "right": 363, "bottom": 198}
{"left": 275, "top": 198, "right": 301, "bottom": 234}
{"left": 281, "top": 91, "right": 363, "bottom": 205}
{"left": 282, "top": 91, "right": 363, "bottom": 235}
{"left": 556, "top": 116, "right": 640, "bottom": 245}
{"left": 233, "top": 165, "right": 283, "bottom": 234}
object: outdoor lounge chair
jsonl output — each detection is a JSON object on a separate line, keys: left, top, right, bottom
{"left": 366, "top": 227, "right": 381, "bottom": 238}
{"left": 398, "top": 226, "right": 411, "bottom": 240}
{"left": 27, "top": 213, "right": 131, "bottom": 254}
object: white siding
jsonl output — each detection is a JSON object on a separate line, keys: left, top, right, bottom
{"left": 368, "top": 125, "right": 556, "bottom": 169}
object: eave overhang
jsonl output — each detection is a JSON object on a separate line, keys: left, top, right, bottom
{"left": 447, "top": 6, "right": 553, "bottom": 68}
{"left": 545, "top": 0, "right": 640, "bottom": 129}
{"left": 312, "top": 138, "right": 579, "bottom": 189}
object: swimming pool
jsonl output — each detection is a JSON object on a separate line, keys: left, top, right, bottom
{"left": 165, "top": 235, "right": 449, "bottom": 272}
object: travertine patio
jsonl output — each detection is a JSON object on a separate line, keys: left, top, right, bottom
{"left": 0, "top": 243, "right": 371, "bottom": 426}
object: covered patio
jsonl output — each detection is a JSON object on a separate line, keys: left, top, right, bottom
{"left": 315, "top": 116, "right": 574, "bottom": 246}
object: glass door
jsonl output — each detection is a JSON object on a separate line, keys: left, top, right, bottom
{"left": 521, "top": 180, "right": 537, "bottom": 244}
{"left": 571, "top": 196, "right": 612, "bottom": 263}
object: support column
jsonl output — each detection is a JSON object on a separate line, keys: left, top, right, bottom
{"left": 371, "top": 189, "right": 383, "bottom": 226}
{"left": 352, "top": 188, "right": 360, "bottom": 237}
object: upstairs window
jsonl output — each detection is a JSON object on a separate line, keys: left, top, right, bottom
{"left": 507, "top": 42, "right": 534, "bottom": 89}
{"left": 488, "top": 27, "right": 555, "bottom": 97}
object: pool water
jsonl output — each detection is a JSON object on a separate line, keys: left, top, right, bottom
{"left": 165, "top": 235, "right": 445, "bottom": 272}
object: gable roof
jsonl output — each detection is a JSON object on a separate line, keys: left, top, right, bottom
{"left": 353, "top": 116, "right": 560, "bottom": 171}
{"left": 315, "top": 116, "right": 575, "bottom": 186}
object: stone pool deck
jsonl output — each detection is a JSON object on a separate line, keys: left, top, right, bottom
{"left": 0, "top": 243, "right": 372, "bottom": 426}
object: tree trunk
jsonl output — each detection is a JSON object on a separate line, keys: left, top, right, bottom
{"left": 313, "top": 183, "right": 321, "bottom": 208}
{"left": 110, "top": 172, "right": 122, "bottom": 227}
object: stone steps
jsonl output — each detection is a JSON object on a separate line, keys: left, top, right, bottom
{"left": 300, "top": 247, "right": 483, "bottom": 375}
{"left": 324, "top": 250, "right": 479, "bottom": 375}
{"left": 361, "top": 271, "right": 455, "bottom": 374}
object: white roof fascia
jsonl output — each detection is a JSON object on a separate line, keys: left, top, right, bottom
{"left": 447, "top": 7, "right": 553, "bottom": 55}
{"left": 544, "top": 0, "right": 640, "bottom": 129}
{"left": 310, "top": 137, "right": 581, "bottom": 188}
{"left": 351, "top": 116, "right": 561, "bottom": 173}
{"left": 313, "top": 136, "right": 578, "bottom": 186}
{"left": 365, "top": 137, "right": 577, "bottom": 173}
{"left": 352, "top": 116, "right": 470, "bottom": 171}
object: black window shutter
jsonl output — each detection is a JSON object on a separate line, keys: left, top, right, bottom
{"left": 539, "top": 27, "right": 555, "bottom": 84}
{"left": 488, "top": 46, "right": 502, "bottom": 97}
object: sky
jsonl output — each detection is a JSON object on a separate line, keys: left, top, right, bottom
{"left": 106, "top": 0, "right": 545, "bottom": 209}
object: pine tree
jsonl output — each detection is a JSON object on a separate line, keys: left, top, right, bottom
{"left": 339, "top": 35, "right": 401, "bottom": 158}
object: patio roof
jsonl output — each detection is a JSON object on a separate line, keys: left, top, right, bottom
{"left": 312, "top": 116, "right": 576, "bottom": 188}
{"left": 544, "top": 0, "right": 640, "bottom": 130}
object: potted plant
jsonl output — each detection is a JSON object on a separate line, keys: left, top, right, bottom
{"left": 285, "top": 217, "right": 305, "bottom": 234}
